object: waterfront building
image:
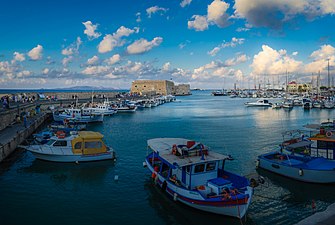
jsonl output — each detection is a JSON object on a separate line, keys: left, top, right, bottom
{"left": 131, "top": 80, "right": 191, "bottom": 96}
{"left": 286, "top": 81, "right": 312, "bottom": 94}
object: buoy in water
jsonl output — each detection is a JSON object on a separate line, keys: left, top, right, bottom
{"left": 75, "top": 161, "right": 79, "bottom": 164}
{"left": 173, "top": 193, "right": 178, "bottom": 201}
{"left": 114, "top": 175, "right": 119, "bottom": 181}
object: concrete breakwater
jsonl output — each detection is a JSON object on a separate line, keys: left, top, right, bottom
{"left": 0, "top": 113, "right": 50, "bottom": 162}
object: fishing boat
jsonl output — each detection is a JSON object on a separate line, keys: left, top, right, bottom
{"left": 244, "top": 99, "right": 272, "bottom": 107}
{"left": 53, "top": 108, "right": 104, "bottom": 123}
{"left": 257, "top": 151, "right": 335, "bottom": 183}
{"left": 23, "top": 131, "right": 116, "bottom": 162}
{"left": 113, "top": 103, "right": 137, "bottom": 112}
{"left": 282, "top": 126, "right": 335, "bottom": 160}
{"left": 144, "top": 138, "right": 253, "bottom": 218}
{"left": 86, "top": 102, "right": 117, "bottom": 116}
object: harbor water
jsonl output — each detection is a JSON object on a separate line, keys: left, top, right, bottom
{"left": 1, "top": 90, "right": 335, "bottom": 225}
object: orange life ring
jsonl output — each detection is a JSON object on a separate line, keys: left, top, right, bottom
{"left": 326, "top": 131, "right": 332, "bottom": 137}
{"left": 172, "top": 144, "right": 177, "bottom": 155}
{"left": 56, "top": 131, "right": 66, "bottom": 139}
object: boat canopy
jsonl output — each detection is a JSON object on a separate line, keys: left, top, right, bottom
{"left": 285, "top": 140, "right": 313, "bottom": 150}
{"left": 147, "top": 138, "right": 229, "bottom": 167}
{"left": 71, "top": 131, "right": 107, "bottom": 154}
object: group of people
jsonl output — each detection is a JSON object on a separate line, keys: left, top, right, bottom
{"left": 1, "top": 94, "right": 37, "bottom": 110}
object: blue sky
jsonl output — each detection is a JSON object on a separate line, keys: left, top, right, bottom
{"left": 0, "top": 0, "right": 335, "bottom": 89}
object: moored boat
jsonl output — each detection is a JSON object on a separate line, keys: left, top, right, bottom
{"left": 23, "top": 131, "right": 115, "bottom": 162}
{"left": 244, "top": 99, "right": 272, "bottom": 107}
{"left": 53, "top": 108, "right": 104, "bottom": 123}
{"left": 257, "top": 151, "right": 335, "bottom": 183}
{"left": 144, "top": 138, "right": 253, "bottom": 218}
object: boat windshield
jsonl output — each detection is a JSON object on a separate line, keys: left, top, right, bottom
{"left": 46, "top": 139, "right": 56, "bottom": 146}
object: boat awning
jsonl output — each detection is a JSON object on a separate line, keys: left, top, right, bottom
{"left": 147, "top": 138, "right": 229, "bottom": 167}
{"left": 285, "top": 140, "right": 313, "bottom": 150}
{"left": 78, "top": 131, "right": 104, "bottom": 139}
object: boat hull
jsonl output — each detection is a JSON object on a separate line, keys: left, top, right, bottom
{"left": 146, "top": 159, "right": 252, "bottom": 218}
{"left": 258, "top": 156, "right": 335, "bottom": 183}
{"left": 29, "top": 151, "right": 115, "bottom": 162}
{"left": 53, "top": 113, "right": 104, "bottom": 123}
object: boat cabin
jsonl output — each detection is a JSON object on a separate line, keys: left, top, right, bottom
{"left": 147, "top": 139, "right": 230, "bottom": 192}
{"left": 46, "top": 131, "right": 108, "bottom": 155}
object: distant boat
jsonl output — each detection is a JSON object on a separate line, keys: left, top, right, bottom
{"left": 302, "top": 98, "right": 312, "bottom": 109}
{"left": 144, "top": 138, "right": 253, "bottom": 218}
{"left": 23, "top": 131, "right": 116, "bottom": 162}
{"left": 324, "top": 100, "right": 335, "bottom": 109}
{"left": 282, "top": 100, "right": 293, "bottom": 109}
{"left": 212, "top": 90, "right": 227, "bottom": 96}
{"left": 257, "top": 151, "right": 335, "bottom": 183}
{"left": 272, "top": 102, "right": 282, "bottom": 109}
{"left": 244, "top": 99, "right": 272, "bottom": 107}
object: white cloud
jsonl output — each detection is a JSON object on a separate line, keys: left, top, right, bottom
{"left": 16, "top": 70, "right": 31, "bottom": 78}
{"left": 192, "top": 60, "right": 243, "bottom": 81}
{"left": 87, "top": 55, "right": 99, "bottom": 65}
{"left": 180, "top": 0, "right": 192, "bottom": 7}
{"left": 13, "top": 52, "right": 25, "bottom": 62}
{"left": 251, "top": 45, "right": 303, "bottom": 75}
{"left": 188, "top": 0, "right": 230, "bottom": 31}
{"left": 208, "top": 37, "right": 245, "bottom": 56}
{"left": 136, "top": 12, "right": 141, "bottom": 23}
{"left": 207, "top": 0, "right": 230, "bottom": 28}
{"left": 188, "top": 15, "right": 208, "bottom": 31}
{"left": 98, "top": 26, "right": 136, "bottom": 53}
{"left": 127, "top": 37, "right": 163, "bottom": 54}
{"left": 146, "top": 6, "right": 168, "bottom": 18}
{"left": 208, "top": 47, "right": 221, "bottom": 56}
{"left": 224, "top": 54, "right": 248, "bottom": 66}
{"left": 82, "top": 65, "right": 110, "bottom": 75}
{"left": 82, "top": 21, "right": 101, "bottom": 40}
{"left": 162, "top": 62, "right": 171, "bottom": 71}
{"left": 42, "top": 68, "right": 49, "bottom": 74}
{"left": 292, "top": 51, "right": 298, "bottom": 56}
{"left": 28, "top": 45, "right": 43, "bottom": 60}
{"left": 62, "top": 37, "right": 82, "bottom": 56}
{"left": 107, "top": 54, "right": 121, "bottom": 65}
{"left": 304, "top": 45, "right": 335, "bottom": 73}
{"left": 62, "top": 56, "right": 73, "bottom": 67}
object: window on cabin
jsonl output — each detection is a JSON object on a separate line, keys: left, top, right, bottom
{"left": 206, "top": 162, "right": 216, "bottom": 171}
{"left": 74, "top": 142, "right": 82, "bottom": 149}
{"left": 194, "top": 164, "right": 205, "bottom": 173}
{"left": 185, "top": 165, "right": 191, "bottom": 173}
{"left": 53, "top": 141, "right": 67, "bottom": 147}
{"left": 84, "top": 141, "right": 102, "bottom": 149}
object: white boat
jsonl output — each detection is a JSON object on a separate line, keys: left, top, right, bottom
{"left": 85, "top": 102, "right": 117, "bottom": 116}
{"left": 312, "top": 100, "right": 323, "bottom": 108}
{"left": 324, "top": 100, "right": 335, "bottom": 109}
{"left": 53, "top": 108, "right": 104, "bottom": 123}
{"left": 144, "top": 138, "right": 253, "bottom": 218}
{"left": 23, "top": 131, "right": 116, "bottom": 162}
{"left": 244, "top": 99, "right": 272, "bottom": 107}
{"left": 114, "top": 103, "right": 137, "bottom": 112}
{"left": 282, "top": 100, "right": 293, "bottom": 109}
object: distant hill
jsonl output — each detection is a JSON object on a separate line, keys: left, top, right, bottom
{"left": 55, "top": 86, "right": 116, "bottom": 90}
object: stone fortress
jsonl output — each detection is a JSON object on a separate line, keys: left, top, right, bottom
{"left": 130, "top": 80, "right": 191, "bottom": 96}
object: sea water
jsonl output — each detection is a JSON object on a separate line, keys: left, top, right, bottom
{"left": 1, "top": 90, "right": 334, "bottom": 225}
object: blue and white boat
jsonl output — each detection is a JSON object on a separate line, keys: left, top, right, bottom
{"left": 144, "top": 138, "right": 253, "bottom": 218}
{"left": 257, "top": 151, "right": 335, "bottom": 183}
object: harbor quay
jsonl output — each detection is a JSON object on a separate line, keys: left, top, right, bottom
{"left": 0, "top": 89, "right": 178, "bottom": 163}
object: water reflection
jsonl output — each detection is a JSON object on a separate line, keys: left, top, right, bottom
{"left": 21, "top": 159, "right": 115, "bottom": 185}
